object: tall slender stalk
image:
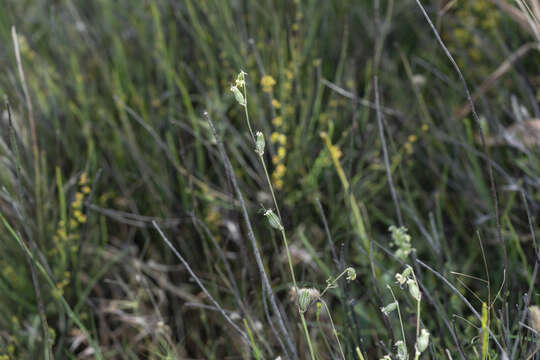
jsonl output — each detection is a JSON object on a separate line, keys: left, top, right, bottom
{"left": 235, "top": 71, "right": 316, "bottom": 360}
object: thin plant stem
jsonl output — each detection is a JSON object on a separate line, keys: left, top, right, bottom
{"left": 388, "top": 285, "right": 407, "bottom": 344}
{"left": 237, "top": 71, "right": 315, "bottom": 360}
{"left": 321, "top": 268, "right": 351, "bottom": 297}
{"left": 320, "top": 299, "right": 346, "bottom": 360}
{"left": 205, "top": 112, "right": 297, "bottom": 360}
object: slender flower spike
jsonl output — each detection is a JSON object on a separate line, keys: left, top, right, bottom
{"left": 255, "top": 131, "right": 265, "bottom": 156}
{"left": 381, "top": 301, "right": 398, "bottom": 316}
{"left": 407, "top": 278, "right": 421, "bottom": 301}
{"left": 230, "top": 85, "right": 246, "bottom": 106}
{"left": 416, "top": 328, "right": 430, "bottom": 353}
{"left": 345, "top": 267, "right": 356, "bottom": 281}
{"left": 264, "top": 209, "right": 283, "bottom": 231}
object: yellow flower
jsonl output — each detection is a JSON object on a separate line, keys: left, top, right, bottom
{"left": 272, "top": 155, "right": 279, "bottom": 164}
{"left": 75, "top": 192, "right": 84, "bottom": 201}
{"left": 274, "top": 179, "right": 284, "bottom": 190}
{"left": 329, "top": 145, "right": 342, "bottom": 160}
{"left": 272, "top": 99, "right": 281, "bottom": 109}
{"left": 272, "top": 116, "right": 283, "bottom": 127}
{"left": 408, "top": 134, "right": 418, "bottom": 143}
{"left": 421, "top": 124, "right": 429, "bottom": 132}
{"left": 76, "top": 213, "right": 87, "bottom": 224}
{"left": 285, "top": 69, "right": 294, "bottom": 80}
{"left": 278, "top": 134, "right": 287, "bottom": 145}
{"left": 81, "top": 186, "right": 91, "bottom": 194}
{"left": 277, "top": 147, "right": 286, "bottom": 159}
{"left": 261, "top": 75, "right": 276, "bottom": 93}
{"left": 271, "top": 132, "right": 280, "bottom": 143}
{"left": 79, "top": 172, "right": 87, "bottom": 185}
{"left": 405, "top": 142, "right": 413, "bottom": 155}
{"left": 275, "top": 164, "right": 286, "bottom": 177}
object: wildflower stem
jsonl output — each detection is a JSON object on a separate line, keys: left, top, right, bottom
{"left": 321, "top": 299, "right": 346, "bottom": 360}
{"left": 321, "top": 269, "right": 350, "bottom": 297}
{"left": 388, "top": 285, "right": 407, "bottom": 345}
{"left": 237, "top": 71, "right": 315, "bottom": 360}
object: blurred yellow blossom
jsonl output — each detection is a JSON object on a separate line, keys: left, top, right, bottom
{"left": 272, "top": 116, "right": 283, "bottom": 127}
{"left": 261, "top": 75, "right": 276, "bottom": 93}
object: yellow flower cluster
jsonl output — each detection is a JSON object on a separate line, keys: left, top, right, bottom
{"left": 271, "top": 115, "right": 288, "bottom": 190}
{"left": 261, "top": 75, "right": 276, "bottom": 93}
{"left": 51, "top": 172, "right": 90, "bottom": 256}
{"left": 449, "top": 0, "right": 500, "bottom": 64}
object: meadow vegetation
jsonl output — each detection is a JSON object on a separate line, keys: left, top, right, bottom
{"left": 0, "top": 0, "right": 539, "bottom": 358}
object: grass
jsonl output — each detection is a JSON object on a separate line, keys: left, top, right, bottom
{"left": 0, "top": 0, "right": 539, "bottom": 358}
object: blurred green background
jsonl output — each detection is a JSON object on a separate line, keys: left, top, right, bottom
{"left": 0, "top": 0, "right": 539, "bottom": 358}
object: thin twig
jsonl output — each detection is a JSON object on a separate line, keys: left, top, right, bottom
{"left": 152, "top": 221, "right": 250, "bottom": 345}
{"left": 374, "top": 76, "right": 403, "bottom": 226}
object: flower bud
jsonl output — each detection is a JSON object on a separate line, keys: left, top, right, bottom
{"left": 395, "top": 340, "right": 408, "bottom": 360}
{"left": 416, "top": 328, "right": 430, "bottom": 353}
{"left": 230, "top": 85, "right": 246, "bottom": 106}
{"left": 407, "top": 278, "right": 421, "bottom": 301}
{"left": 255, "top": 131, "right": 265, "bottom": 156}
{"left": 264, "top": 209, "right": 283, "bottom": 231}
{"left": 346, "top": 267, "right": 356, "bottom": 281}
{"left": 380, "top": 302, "right": 398, "bottom": 316}
{"left": 297, "top": 288, "right": 320, "bottom": 313}
{"left": 395, "top": 266, "right": 413, "bottom": 285}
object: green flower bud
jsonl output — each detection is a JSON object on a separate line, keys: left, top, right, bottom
{"left": 297, "top": 288, "right": 320, "bottom": 313}
{"left": 230, "top": 85, "right": 246, "bottom": 106}
{"left": 264, "top": 209, "right": 283, "bottom": 231}
{"left": 255, "top": 131, "right": 265, "bottom": 156}
{"left": 381, "top": 301, "right": 398, "bottom": 316}
{"left": 407, "top": 278, "right": 421, "bottom": 301}
{"left": 395, "top": 340, "right": 408, "bottom": 360}
{"left": 416, "top": 328, "right": 430, "bottom": 353}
